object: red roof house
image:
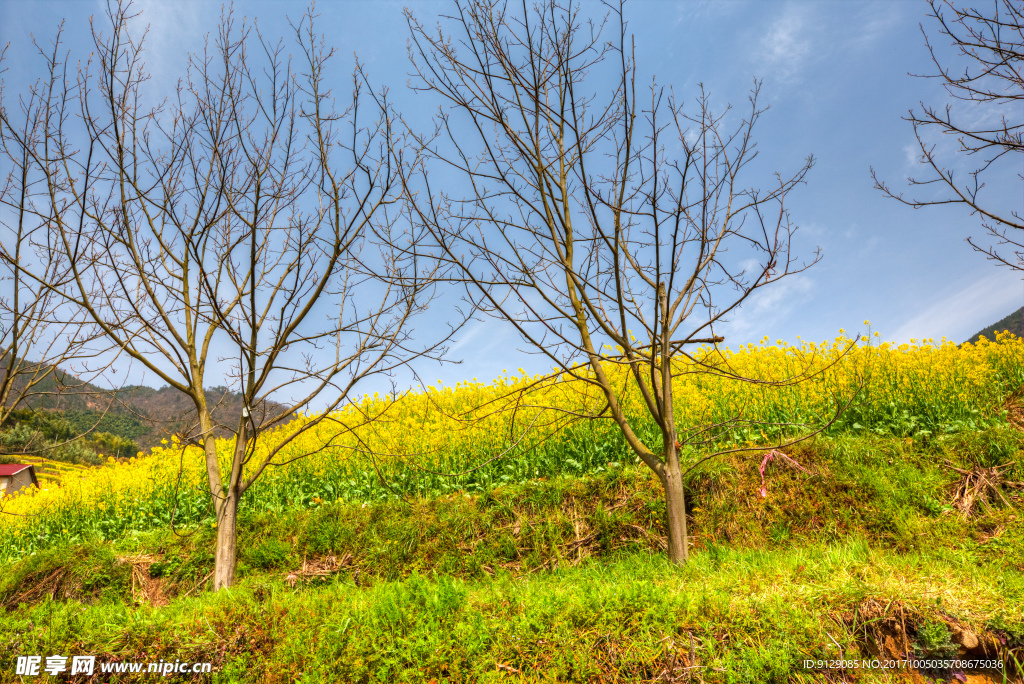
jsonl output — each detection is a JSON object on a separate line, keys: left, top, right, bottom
{"left": 0, "top": 464, "right": 39, "bottom": 497}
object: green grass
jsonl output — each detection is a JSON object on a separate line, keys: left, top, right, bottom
{"left": 1, "top": 543, "right": 1021, "bottom": 683}
{"left": 1, "top": 428, "right": 1023, "bottom": 682}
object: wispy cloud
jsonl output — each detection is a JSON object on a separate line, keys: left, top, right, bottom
{"left": 844, "top": 3, "right": 903, "bottom": 52}
{"left": 903, "top": 142, "right": 920, "bottom": 168}
{"left": 438, "top": 317, "right": 540, "bottom": 386}
{"left": 673, "top": 0, "right": 741, "bottom": 26}
{"left": 754, "top": 2, "right": 901, "bottom": 88}
{"left": 758, "top": 6, "right": 812, "bottom": 83}
{"left": 720, "top": 275, "right": 815, "bottom": 342}
{"left": 902, "top": 95, "right": 1009, "bottom": 170}
{"left": 888, "top": 270, "right": 1021, "bottom": 343}
{"left": 114, "top": 0, "right": 213, "bottom": 89}
{"left": 447, "top": 320, "right": 488, "bottom": 357}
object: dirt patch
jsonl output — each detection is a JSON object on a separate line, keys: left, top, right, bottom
{"left": 837, "top": 599, "right": 1020, "bottom": 682}
{"left": 2, "top": 551, "right": 202, "bottom": 610}
{"left": 122, "top": 554, "right": 169, "bottom": 607}
{"left": 839, "top": 598, "right": 913, "bottom": 660}
{"left": 1004, "top": 394, "right": 1024, "bottom": 431}
{"left": 483, "top": 484, "right": 667, "bottom": 574}
{"left": 961, "top": 674, "right": 1013, "bottom": 684}
{"left": 1, "top": 547, "right": 136, "bottom": 610}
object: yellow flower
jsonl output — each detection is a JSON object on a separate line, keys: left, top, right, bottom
{"left": 3, "top": 325, "right": 1021, "bottom": 542}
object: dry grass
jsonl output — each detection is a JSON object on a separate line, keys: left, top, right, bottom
{"left": 122, "top": 553, "right": 170, "bottom": 606}
{"left": 283, "top": 552, "right": 353, "bottom": 586}
{"left": 1, "top": 565, "right": 70, "bottom": 609}
{"left": 945, "top": 460, "right": 1024, "bottom": 517}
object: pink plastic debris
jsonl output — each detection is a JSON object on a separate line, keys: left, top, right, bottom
{"left": 758, "top": 449, "right": 808, "bottom": 498}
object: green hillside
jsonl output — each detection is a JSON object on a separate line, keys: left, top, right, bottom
{"left": 967, "top": 306, "right": 1023, "bottom": 344}
{"left": 2, "top": 357, "right": 285, "bottom": 450}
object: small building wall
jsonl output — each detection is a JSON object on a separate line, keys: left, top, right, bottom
{"left": 0, "top": 469, "right": 37, "bottom": 496}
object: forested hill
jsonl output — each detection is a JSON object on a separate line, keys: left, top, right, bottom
{"left": 1, "top": 360, "right": 286, "bottom": 450}
{"left": 965, "top": 306, "right": 1023, "bottom": 345}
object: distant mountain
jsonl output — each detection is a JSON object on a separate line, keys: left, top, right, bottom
{"left": 2, "top": 360, "right": 288, "bottom": 450}
{"left": 965, "top": 306, "right": 1023, "bottom": 345}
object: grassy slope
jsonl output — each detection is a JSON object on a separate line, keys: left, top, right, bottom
{"left": 967, "top": 307, "right": 1024, "bottom": 345}
{"left": 1, "top": 428, "right": 1023, "bottom": 682}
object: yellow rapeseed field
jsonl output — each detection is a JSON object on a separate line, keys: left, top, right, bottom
{"left": 1, "top": 331, "right": 1021, "bottom": 553}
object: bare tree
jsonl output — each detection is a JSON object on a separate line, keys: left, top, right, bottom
{"left": 873, "top": 0, "right": 1023, "bottom": 271}
{"left": 0, "top": 41, "right": 114, "bottom": 439}
{"left": 0, "top": 187, "right": 73, "bottom": 431}
{"left": 403, "top": 0, "right": 826, "bottom": 564}
{"left": 4, "top": 2, "right": 446, "bottom": 588}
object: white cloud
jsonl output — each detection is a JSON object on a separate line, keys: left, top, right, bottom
{"left": 859, "top": 235, "right": 881, "bottom": 255}
{"left": 888, "top": 269, "right": 1021, "bottom": 343}
{"left": 902, "top": 97, "right": 1010, "bottom": 171}
{"left": 673, "top": 0, "right": 742, "bottom": 26}
{"left": 754, "top": 2, "right": 901, "bottom": 89}
{"left": 903, "top": 143, "right": 920, "bottom": 168}
{"left": 447, "top": 320, "right": 488, "bottom": 357}
{"left": 844, "top": 3, "right": 902, "bottom": 52}
{"left": 758, "top": 6, "right": 811, "bottom": 83}
{"left": 720, "top": 274, "right": 814, "bottom": 342}
{"left": 113, "top": 0, "right": 213, "bottom": 92}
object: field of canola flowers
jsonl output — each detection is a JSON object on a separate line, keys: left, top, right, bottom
{"left": 1, "top": 331, "right": 1022, "bottom": 562}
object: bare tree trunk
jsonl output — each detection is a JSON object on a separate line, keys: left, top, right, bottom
{"left": 214, "top": 488, "right": 239, "bottom": 590}
{"left": 3, "top": 2, "right": 445, "bottom": 594}
{"left": 403, "top": 0, "right": 821, "bottom": 567}
{"left": 661, "top": 453, "right": 689, "bottom": 564}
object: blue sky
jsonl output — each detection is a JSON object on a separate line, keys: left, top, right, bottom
{"left": 2, "top": 0, "right": 1020, "bottom": 394}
